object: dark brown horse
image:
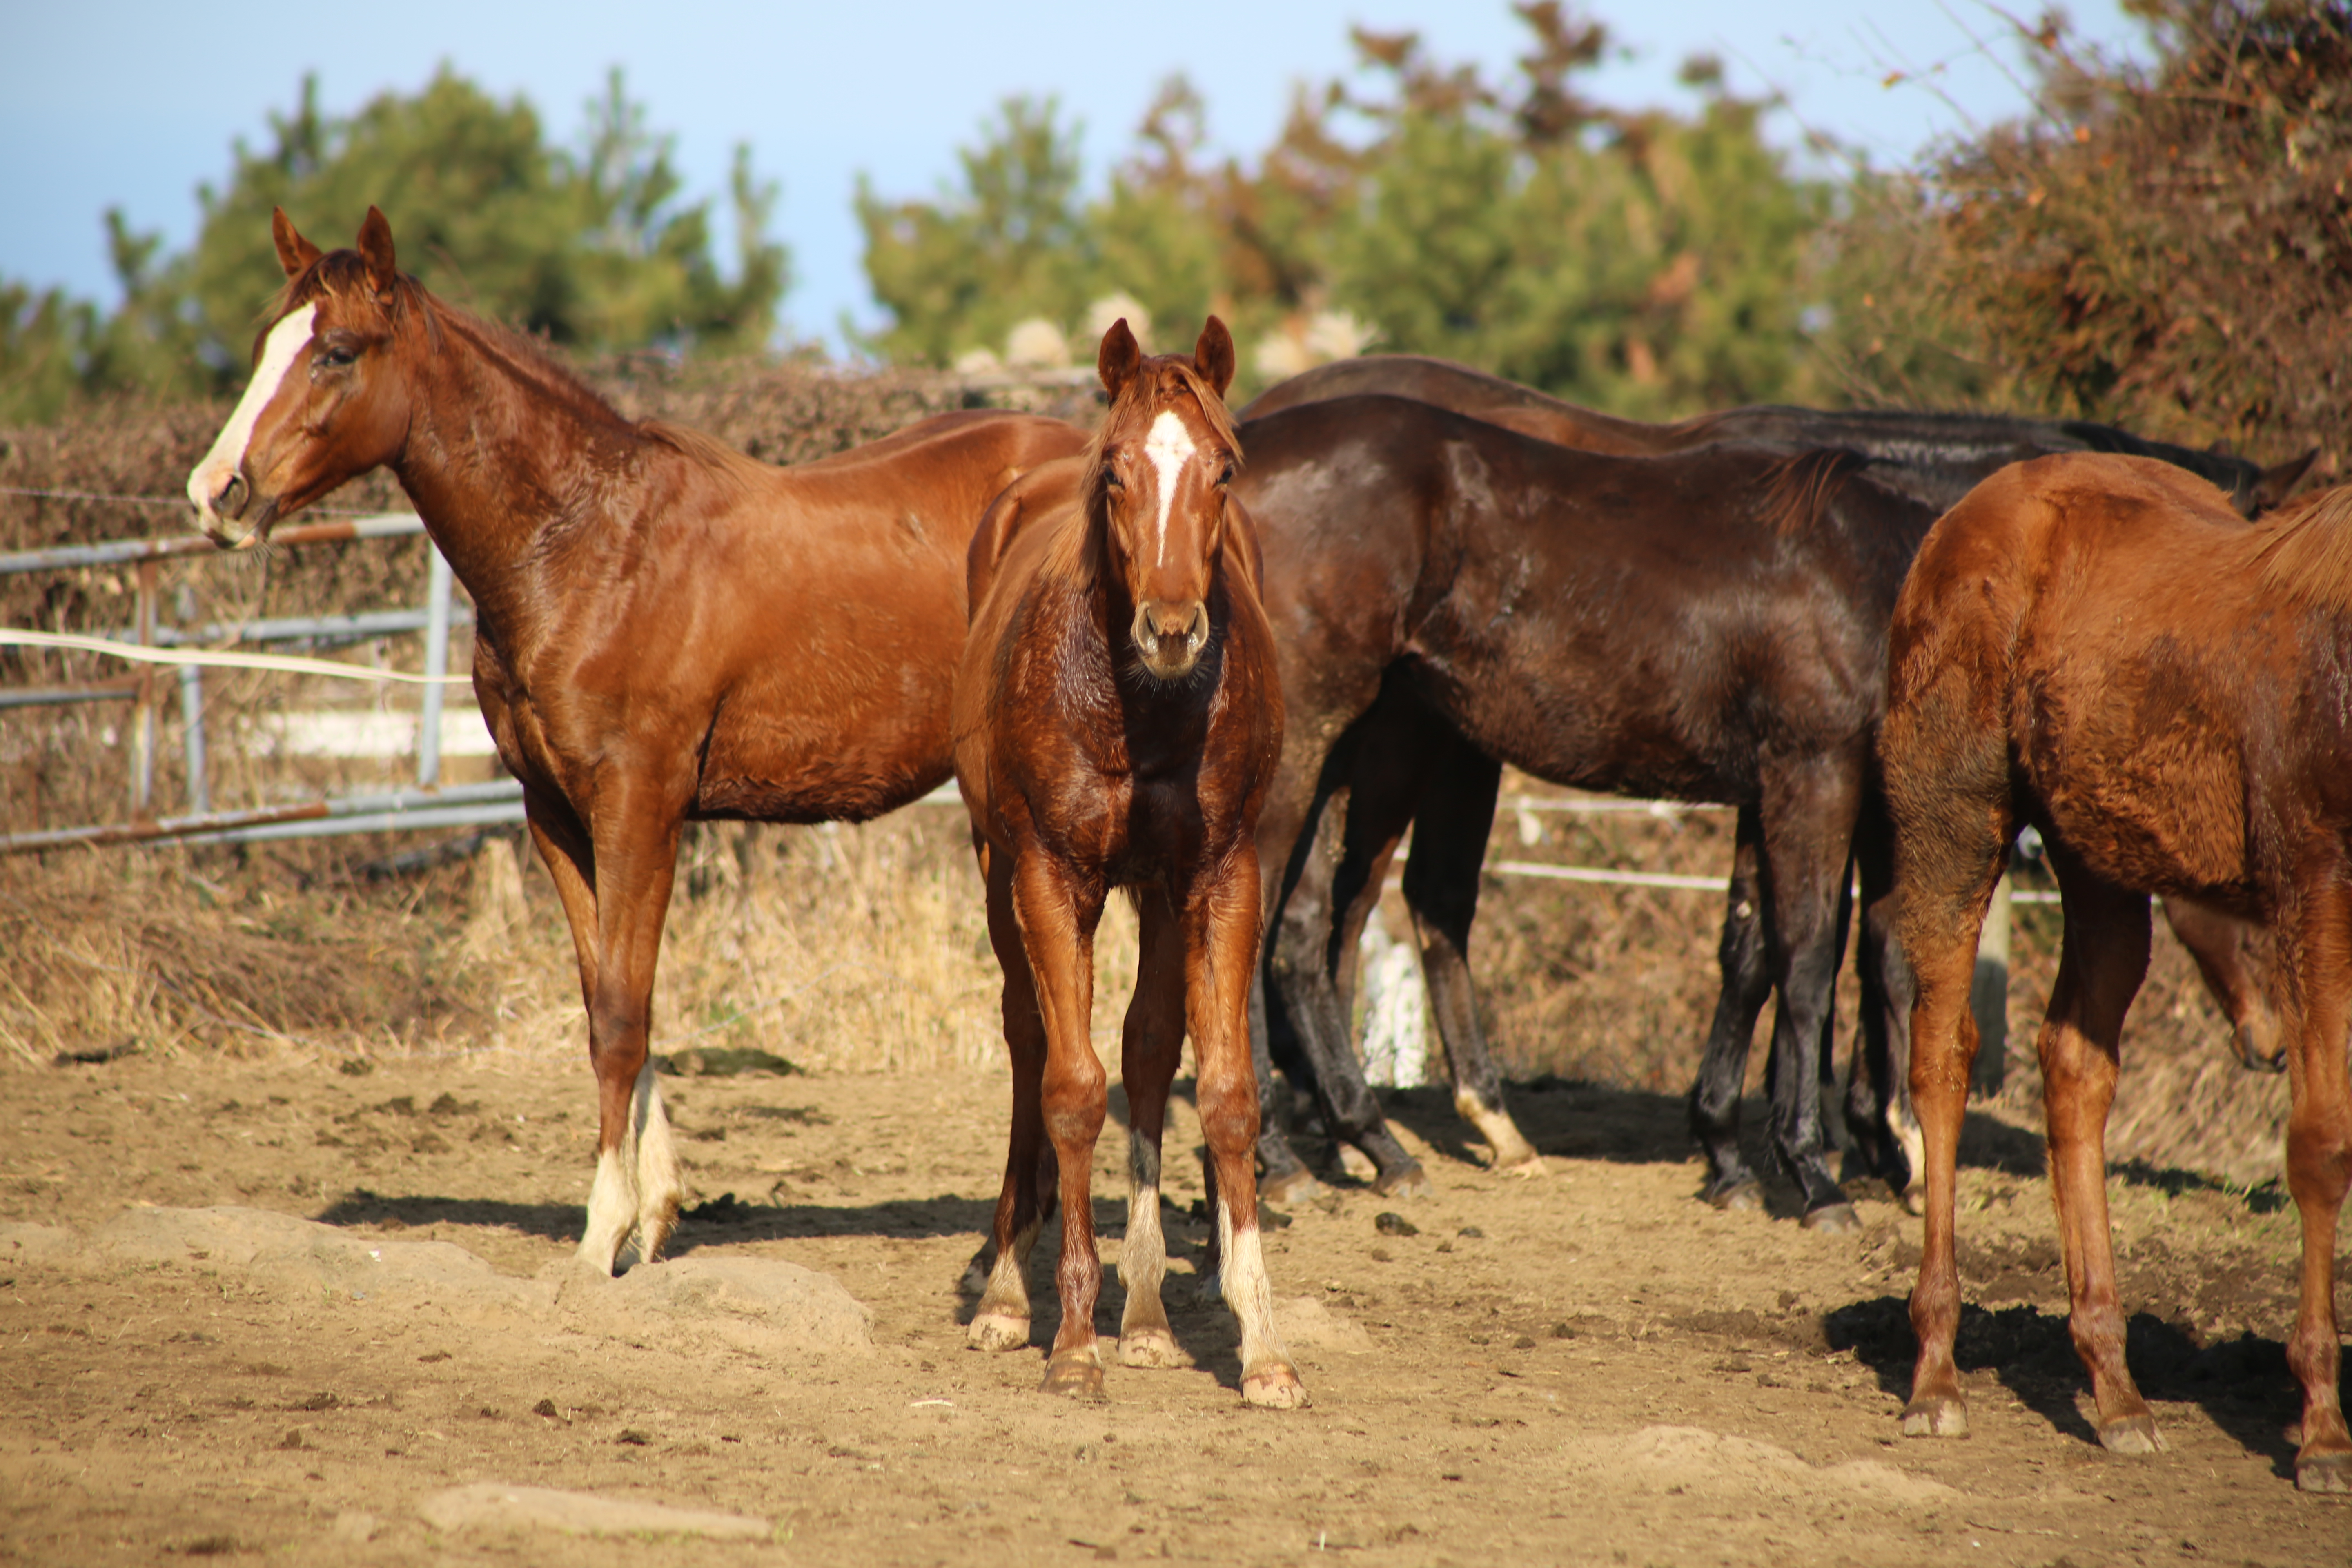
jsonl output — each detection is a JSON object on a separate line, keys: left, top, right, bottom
{"left": 187, "top": 207, "right": 1088, "bottom": 1274}
{"left": 1236, "top": 357, "right": 2310, "bottom": 1212}
{"left": 953, "top": 318, "right": 1301, "bottom": 1405}
{"left": 1883, "top": 453, "right": 2351, "bottom": 1494}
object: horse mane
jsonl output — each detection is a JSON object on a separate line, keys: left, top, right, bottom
{"left": 1054, "top": 355, "right": 1242, "bottom": 584}
{"left": 1757, "top": 447, "right": 1874, "bottom": 538}
{"left": 278, "top": 247, "right": 758, "bottom": 489}
{"left": 2252, "top": 483, "right": 2352, "bottom": 613}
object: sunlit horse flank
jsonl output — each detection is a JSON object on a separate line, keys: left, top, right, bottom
{"left": 187, "top": 206, "right": 1089, "bottom": 1276}
{"left": 1231, "top": 353, "right": 2312, "bottom": 1216}
{"left": 952, "top": 318, "right": 1302, "bottom": 1406}
{"left": 1882, "top": 453, "right": 2352, "bottom": 1494}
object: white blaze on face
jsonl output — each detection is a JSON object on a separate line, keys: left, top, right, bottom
{"left": 1142, "top": 408, "right": 1198, "bottom": 568}
{"left": 186, "top": 303, "right": 317, "bottom": 523}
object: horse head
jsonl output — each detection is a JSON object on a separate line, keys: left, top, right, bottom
{"left": 1090, "top": 316, "right": 1239, "bottom": 682}
{"left": 187, "top": 206, "right": 421, "bottom": 547}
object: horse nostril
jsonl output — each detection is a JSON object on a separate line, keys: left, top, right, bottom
{"left": 214, "top": 473, "right": 249, "bottom": 521}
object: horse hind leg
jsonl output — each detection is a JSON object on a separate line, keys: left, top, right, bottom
{"left": 628, "top": 1059, "right": 684, "bottom": 1263}
{"left": 2279, "top": 877, "right": 2352, "bottom": 1492}
{"left": 2032, "top": 850, "right": 2159, "bottom": 1454}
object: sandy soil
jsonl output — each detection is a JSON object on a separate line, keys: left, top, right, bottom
{"left": 2, "top": 1050, "right": 2345, "bottom": 1566}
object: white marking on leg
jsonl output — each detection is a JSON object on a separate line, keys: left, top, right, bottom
{"left": 578, "top": 1145, "right": 637, "bottom": 1274}
{"left": 969, "top": 1215, "right": 1040, "bottom": 1351}
{"left": 632, "top": 1061, "right": 683, "bottom": 1262}
{"left": 1143, "top": 410, "right": 1196, "bottom": 569}
{"left": 1216, "top": 1201, "right": 1286, "bottom": 1373}
{"left": 187, "top": 304, "right": 316, "bottom": 526}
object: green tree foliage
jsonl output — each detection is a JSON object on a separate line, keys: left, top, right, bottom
{"left": 1, "top": 69, "right": 786, "bottom": 425}
{"left": 855, "top": 4, "right": 1840, "bottom": 413}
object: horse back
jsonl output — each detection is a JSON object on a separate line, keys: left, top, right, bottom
{"left": 1890, "top": 452, "right": 2326, "bottom": 902}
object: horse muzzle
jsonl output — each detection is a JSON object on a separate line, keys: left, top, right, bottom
{"left": 1131, "top": 599, "right": 1210, "bottom": 681}
{"left": 191, "top": 469, "right": 264, "bottom": 548}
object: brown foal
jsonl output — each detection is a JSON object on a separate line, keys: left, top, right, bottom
{"left": 1883, "top": 453, "right": 2352, "bottom": 1493}
{"left": 952, "top": 318, "right": 1302, "bottom": 1406}
{"left": 186, "top": 207, "right": 1087, "bottom": 1275}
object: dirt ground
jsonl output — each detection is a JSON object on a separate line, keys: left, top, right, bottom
{"left": 2, "top": 1045, "right": 2346, "bottom": 1568}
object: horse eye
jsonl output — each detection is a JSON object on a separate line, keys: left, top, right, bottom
{"left": 1103, "top": 471, "right": 1124, "bottom": 490}
{"left": 1218, "top": 461, "right": 1235, "bottom": 485}
{"left": 317, "top": 345, "right": 356, "bottom": 369}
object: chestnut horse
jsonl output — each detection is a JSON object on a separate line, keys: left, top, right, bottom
{"left": 1883, "top": 453, "right": 2351, "bottom": 1493}
{"left": 187, "top": 208, "right": 1087, "bottom": 1274}
{"left": 953, "top": 318, "right": 1301, "bottom": 1406}
{"left": 1234, "top": 357, "right": 2309, "bottom": 1210}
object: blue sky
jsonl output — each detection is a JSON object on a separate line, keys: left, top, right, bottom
{"left": 3, "top": 1, "right": 2145, "bottom": 354}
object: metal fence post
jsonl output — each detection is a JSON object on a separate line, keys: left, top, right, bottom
{"left": 131, "top": 559, "right": 157, "bottom": 817}
{"left": 178, "top": 662, "right": 208, "bottom": 815}
{"left": 1969, "top": 871, "right": 2012, "bottom": 1096}
{"left": 419, "top": 543, "right": 452, "bottom": 787}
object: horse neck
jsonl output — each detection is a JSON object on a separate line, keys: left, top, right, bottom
{"left": 387, "top": 315, "right": 647, "bottom": 624}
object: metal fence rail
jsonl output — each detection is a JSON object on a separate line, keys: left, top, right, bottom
{"left": 2, "top": 511, "right": 522, "bottom": 853}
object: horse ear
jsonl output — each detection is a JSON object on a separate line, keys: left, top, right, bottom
{"left": 356, "top": 207, "right": 398, "bottom": 298}
{"left": 1193, "top": 316, "right": 1236, "bottom": 401}
{"left": 2255, "top": 448, "right": 2320, "bottom": 512}
{"left": 1098, "top": 318, "right": 1142, "bottom": 400}
{"left": 272, "top": 209, "right": 323, "bottom": 278}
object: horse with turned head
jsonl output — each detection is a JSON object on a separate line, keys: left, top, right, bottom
{"left": 953, "top": 318, "right": 1301, "bottom": 1406}
{"left": 1234, "top": 357, "right": 2308, "bottom": 1216}
{"left": 1883, "top": 452, "right": 2352, "bottom": 1494}
{"left": 187, "top": 207, "right": 1087, "bottom": 1274}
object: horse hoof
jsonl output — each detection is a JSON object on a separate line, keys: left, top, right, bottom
{"left": 1260, "top": 1168, "right": 1325, "bottom": 1205}
{"left": 1801, "top": 1201, "right": 1862, "bottom": 1234}
{"left": 1705, "top": 1179, "right": 1763, "bottom": 1213}
{"left": 1898, "top": 1183, "right": 1926, "bottom": 1217}
{"left": 2296, "top": 1450, "right": 2352, "bottom": 1494}
{"left": 1496, "top": 1152, "right": 1550, "bottom": 1179}
{"left": 967, "top": 1312, "right": 1030, "bottom": 1352}
{"left": 1241, "top": 1359, "right": 1310, "bottom": 1410}
{"left": 1372, "top": 1161, "right": 1433, "bottom": 1199}
{"left": 1336, "top": 1144, "right": 1379, "bottom": 1181}
{"left": 1040, "top": 1352, "right": 1107, "bottom": 1401}
{"left": 1119, "top": 1330, "right": 1189, "bottom": 1369}
{"left": 1900, "top": 1393, "right": 1969, "bottom": 1438}
{"left": 2098, "top": 1414, "right": 2166, "bottom": 1456}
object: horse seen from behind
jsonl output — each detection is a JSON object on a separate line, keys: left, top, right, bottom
{"left": 1882, "top": 452, "right": 2352, "bottom": 1493}
{"left": 953, "top": 317, "right": 1302, "bottom": 1407}
{"left": 185, "top": 207, "right": 1089, "bottom": 1276}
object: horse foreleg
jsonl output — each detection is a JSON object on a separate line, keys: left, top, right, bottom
{"left": 562, "top": 791, "right": 686, "bottom": 1275}
{"left": 2034, "top": 850, "right": 2158, "bottom": 1454}
{"left": 1266, "top": 788, "right": 1426, "bottom": 1195}
{"left": 1399, "top": 744, "right": 1543, "bottom": 1174}
{"left": 1757, "top": 753, "right": 1865, "bottom": 1229}
{"left": 1117, "top": 888, "right": 1191, "bottom": 1370}
{"left": 970, "top": 847, "right": 1049, "bottom": 1351}
{"left": 1011, "top": 853, "right": 1108, "bottom": 1400}
{"left": 2280, "top": 878, "right": 2352, "bottom": 1493}
{"left": 1690, "top": 806, "right": 1772, "bottom": 1207}
{"left": 1192, "top": 856, "right": 1307, "bottom": 1410}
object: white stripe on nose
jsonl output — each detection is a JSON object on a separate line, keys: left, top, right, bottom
{"left": 187, "top": 303, "right": 317, "bottom": 523}
{"left": 1143, "top": 409, "right": 1196, "bottom": 569}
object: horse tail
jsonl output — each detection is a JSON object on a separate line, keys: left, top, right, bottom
{"left": 1759, "top": 446, "right": 1874, "bottom": 539}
